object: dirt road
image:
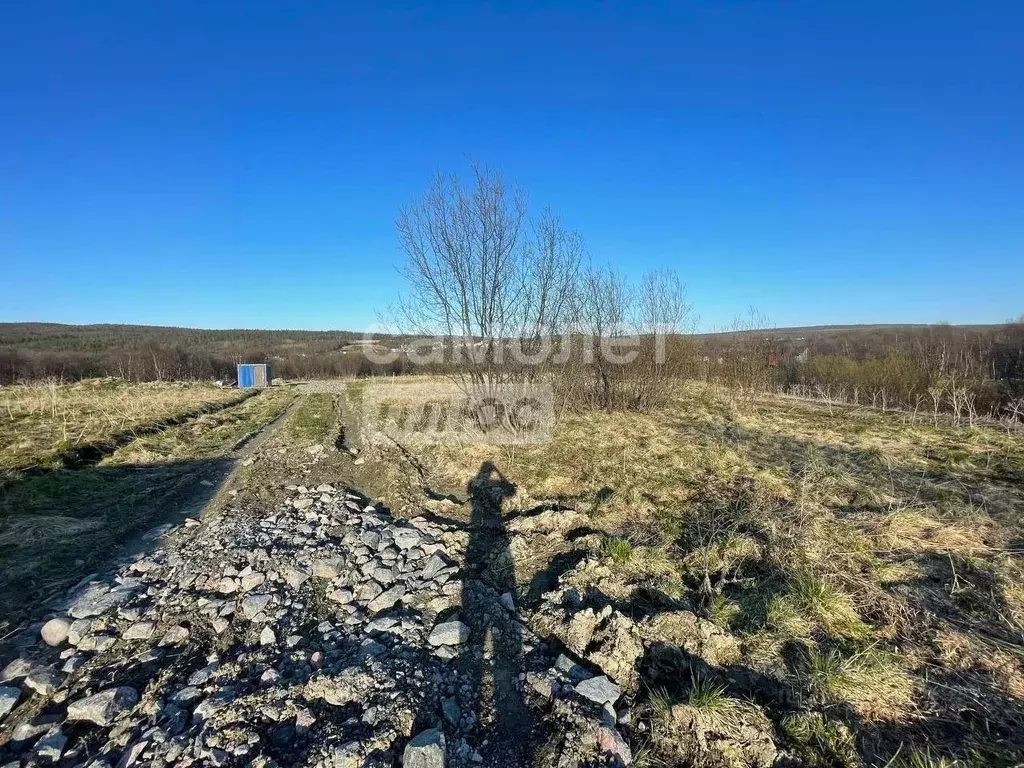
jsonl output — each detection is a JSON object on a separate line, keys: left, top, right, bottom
{"left": 0, "top": 390, "right": 632, "bottom": 767}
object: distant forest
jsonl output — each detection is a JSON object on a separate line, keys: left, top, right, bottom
{"left": 2, "top": 321, "right": 1023, "bottom": 417}
{"left": 0, "top": 323, "right": 404, "bottom": 383}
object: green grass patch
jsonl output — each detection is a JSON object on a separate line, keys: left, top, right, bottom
{"left": 603, "top": 536, "right": 634, "bottom": 564}
{"left": 286, "top": 393, "right": 336, "bottom": 444}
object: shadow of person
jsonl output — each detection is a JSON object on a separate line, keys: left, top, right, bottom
{"left": 460, "top": 461, "right": 535, "bottom": 765}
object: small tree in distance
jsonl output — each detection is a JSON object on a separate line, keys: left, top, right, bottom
{"left": 394, "top": 160, "right": 582, "bottom": 401}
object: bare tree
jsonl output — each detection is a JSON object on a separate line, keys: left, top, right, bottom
{"left": 577, "top": 263, "right": 631, "bottom": 411}
{"left": 629, "top": 268, "right": 694, "bottom": 410}
{"left": 394, "top": 161, "right": 582, "bottom": 408}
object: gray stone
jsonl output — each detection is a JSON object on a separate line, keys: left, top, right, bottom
{"left": 312, "top": 557, "right": 344, "bottom": 579}
{"left": 428, "top": 621, "right": 469, "bottom": 647}
{"left": 123, "top": 621, "right": 156, "bottom": 640}
{"left": 575, "top": 675, "right": 621, "bottom": 705}
{"left": 188, "top": 663, "right": 220, "bottom": 686}
{"left": 0, "top": 658, "right": 40, "bottom": 683}
{"left": 260, "top": 626, "right": 277, "bottom": 646}
{"left": 77, "top": 633, "right": 117, "bottom": 652}
{"left": 367, "top": 584, "right": 405, "bottom": 614}
{"left": 24, "top": 668, "right": 62, "bottom": 696}
{"left": 555, "top": 653, "right": 591, "bottom": 682}
{"left": 329, "top": 588, "right": 354, "bottom": 604}
{"left": 66, "top": 687, "right": 138, "bottom": 725}
{"left": 171, "top": 686, "right": 202, "bottom": 705}
{"left": 35, "top": 728, "right": 66, "bottom": 762}
{"left": 66, "top": 583, "right": 136, "bottom": 619}
{"left": 596, "top": 725, "right": 632, "bottom": 766}
{"left": 421, "top": 554, "right": 450, "bottom": 580}
{"left": 403, "top": 728, "right": 445, "bottom": 768}
{"left": 358, "top": 581, "right": 383, "bottom": 602}
{"left": 0, "top": 686, "right": 20, "bottom": 720}
{"left": 40, "top": 618, "right": 70, "bottom": 647}
{"left": 160, "top": 625, "right": 190, "bottom": 645}
{"left": 442, "top": 697, "right": 460, "bottom": 726}
{"left": 393, "top": 529, "right": 422, "bottom": 550}
{"left": 67, "top": 618, "right": 93, "bottom": 645}
{"left": 366, "top": 616, "right": 398, "bottom": 633}
{"left": 61, "top": 656, "right": 85, "bottom": 674}
{"left": 215, "top": 577, "right": 239, "bottom": 594}
{"left": 11, "top": 716, "right": 58, "bottom": 748}
{"left": 282, "top": 566, "right": 311, "bottom": 589}
{"left": 240, "top": 572, "right": 266, "bottom": 591}
{"left": 241, "top": 594, "right": 272, "bottom": 619}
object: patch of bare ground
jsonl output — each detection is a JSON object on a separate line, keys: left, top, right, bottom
{"left": 354, "top": 376, "right": 1024, "bottom": 767}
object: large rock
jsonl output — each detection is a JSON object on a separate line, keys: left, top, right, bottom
{"left": 428, "top": 621, "right": 469, "bottom": 647}
{"left": 575, "top": 675, "right": 621, "bottom": 706}
{"left": 24, "top": 668, "right": 63, "bottom": 696}
{"left": 282, "top": 565, "right": 311, "bottom": 589}
{"left": 366, "top": 584, "right": 405, "bottom": 614}
{"left": 66, "top": 583, "right": 136, "bottom": 619}
{"left": 313, "top": 556, "right": 344, "bottom": 579}
{"left": 67, "top": 619, "right": 93, "bottom": 646}
{"left": 403, "top": 728, "right": 445, "bottom": 768}
{"left": 241, "top": 594, "right": 272, "bottom": 619}
{"left": 594, "top": 724, "right": 632, "bottom": 766}
{"left": 421, "top": 554, "right": 450, "bottom": 580}
{"left": 0, "top": 686, "right": 20, "bottom": 720}
{"left": 40, "top": 618, "right": 70, "bottom": 647}
{"left": 1, "top": 658, "right": 40, "bottom": 683}
{"left": 35, "top": 727, "right": 67, "bottom": 762}
{"left": 393, "top": 529, "right": 422, "bottom": 550}
{"left": 122, "top": 621, "right": 156, "bottom": 640}
{"left": 66, "top": 687, "right": 138, "bottom": 726}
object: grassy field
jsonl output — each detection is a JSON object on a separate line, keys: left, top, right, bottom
{"left": 0, "top": 378, "right": 248, "bottom": 480}
{"left": 2, "top": 374, "right": 1021, "bottom": 764}
{"left": 0, "top": 379, "right": 295, "bottom": 630}
{"left": 358, "top": 377, "right": 1024, "bottom": 767}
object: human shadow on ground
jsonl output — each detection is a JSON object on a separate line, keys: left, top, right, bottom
{"left": 460, "top": 461, "right": 539, "bottom": 766}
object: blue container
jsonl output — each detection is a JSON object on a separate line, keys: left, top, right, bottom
{"left": 237, "top": 363, "right": 271, "bottom": 388}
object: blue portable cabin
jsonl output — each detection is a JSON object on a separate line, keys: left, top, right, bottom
{"left": 237, "top": 363, "right": 271, "bottom": 388}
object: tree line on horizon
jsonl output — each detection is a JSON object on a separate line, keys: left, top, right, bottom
{"left": 1, "top": 320, "right": 1022, "bottom": 417}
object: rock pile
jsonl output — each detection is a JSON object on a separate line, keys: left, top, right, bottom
{"left": 0, "top": 484, "right": 634, "bottom": 767}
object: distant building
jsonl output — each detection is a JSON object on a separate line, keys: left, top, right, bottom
{"left": 237, "top": 363, "right": 271, "bottom": 388}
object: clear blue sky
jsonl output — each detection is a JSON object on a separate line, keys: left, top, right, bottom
{"left": 2, "top": 1, "right": 1021, "bottom": 331}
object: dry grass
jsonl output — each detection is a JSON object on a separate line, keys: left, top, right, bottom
{"left": 372, "top": 376, "right": 1024, "bottom": 765}
{"left": 0, "top": 377, "right": 245, "bottom": 476}
{"left": 102, "top": 387, "right": 294, "bottom": 465}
